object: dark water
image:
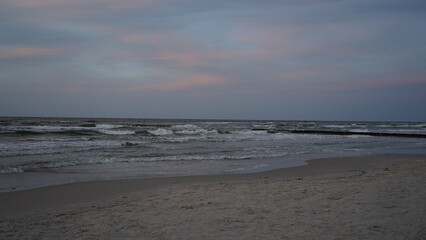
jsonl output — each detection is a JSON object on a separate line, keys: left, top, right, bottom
{"left": 1, "top": 117, "right": 425, "bottom": 191}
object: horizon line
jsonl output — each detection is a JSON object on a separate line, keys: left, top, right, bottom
{"left": 0, "top": 115, "right": 424, "bottom": 123}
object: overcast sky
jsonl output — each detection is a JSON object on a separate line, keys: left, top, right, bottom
{"left": 1, "top": 0, "right": 425, "bottom": 121}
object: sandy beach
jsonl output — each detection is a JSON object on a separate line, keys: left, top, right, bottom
{"left": 1, "top": 155, "right": 425, "bottom": 239}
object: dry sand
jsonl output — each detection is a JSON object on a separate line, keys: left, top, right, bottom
{"left": 1, "top": 155, "right": 425, "bottom": 239}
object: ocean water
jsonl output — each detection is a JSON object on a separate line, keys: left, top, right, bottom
{"left": 1, "top": 117, "right": 426, "bottom": 191}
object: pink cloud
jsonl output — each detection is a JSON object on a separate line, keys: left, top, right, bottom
{"left": 118, "top": 32, "right": 195, "bottom": 48}
{"left": 110, "top": 23, "right": 370, "bottom": 70}
{"left": 231, "top": 23, "right": 377, "bottom": 59}
{"left": 206, "top": 49, "right": 280, "bottom": 61}
{"left": 10, "top": 0, "right": 152, "bottom": 9}
{"left": 12, "top": 0, "right": 72, "bottom": 7}
{"left": 3, "top": 0, "right": 155, "bottom": 23}
{"left": 96, "top": 49, "right": 204, "bottom": 67}
{"left": 118, "top": 33, "right": 152, "bottom": 44}
{"left": 125, "top": 74, "right": 228, "bottom": 92}
{"left": 152, "top": 51, "right": 204, "bottom": 67}
{"left": 0, "top": 47, "right": 65, "bottom": 59}
{"left": 103, "top": 48, "right": 283, "bottom": 67}
{"left": 112, "top": 28, "right": 294, "bottom": 68}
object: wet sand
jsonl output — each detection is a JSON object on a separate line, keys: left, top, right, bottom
{"left": 1, "top": 155, "right": 425, "bottom": 239}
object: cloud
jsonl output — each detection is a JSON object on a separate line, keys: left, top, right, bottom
{"left": 8, "top": 0, "right": 153, "bottom": 9}
{"left": 1, "top": 0, "right": 426, "bottom": 120}
{"left": 124, "top": 74, "right": 228, "bottom": 92}
{"left": 1, "top": 0, "right": 156, "bottom": 25}
{"left": 150, "top": 51, "right": 204, "bottom": 67}
{"left": 117, "top": 32, "right": 195, "bottom": 48}
{"left": 310, "top": 75, "right": 426, "bottom": 93}
{"left": 0, "top": 47, "right": 65, "bottom": 59}
{"left": 100, "top": 47, "right": 286, "bottom": 70}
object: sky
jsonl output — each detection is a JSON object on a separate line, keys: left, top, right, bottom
{"left": 0, "top": 0, "right": 425, "bottom": 121}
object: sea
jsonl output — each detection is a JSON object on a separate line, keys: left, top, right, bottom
{"left": 1, "top": 117, "right": 426, "bottom": 192}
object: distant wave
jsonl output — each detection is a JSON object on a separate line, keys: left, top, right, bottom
{"left": 2, "top": 126, "right": 426, "bottom": 138}
{"left": 1, "top": 128, "right": 136, "bottom": 136}
{"left": 0, "top": 129, "right": 97, "bottom": 136}
{"left": 1, "top": 117, "right": 426, "bottom": 177}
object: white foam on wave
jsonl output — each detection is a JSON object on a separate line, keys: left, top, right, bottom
{"left": 345, "top": 135, "right": 371, "bottom": 139}
{"left": 0, "top": 167, "right": 24, "bottom": 174}
{"left": 202, "top": 121, "right": 231, "bottom": 125}
{"left": 96, "top": 124, "right": 123, "bottom": 129}
{"left": 349, "top": 129, "right": 370, "bottom": 133}
{"left": 0, "top": 123, "right": 124, "bottom": 134}
{"left": 376, "top": 124, "right": 392, "bottom": 128}
{"left": 323, "top": 124, "right": 348, "bottom": 128}
{"left": 2, "top": 123, "right": 132, "bottom": 135}
{"left": 98, "top": 129, "right": 136, "bottom": 135}
{"left": 172, "top": 124, "right": 216, "bottom": 135}
{"left": 153, "top": 129, "right": 312, "bottom": 143}
{"left": 237, "top": 130, "right": 268, "bottom": 135}
{"left": 251, "top": 124, "right": 274, "bottom": 129}
{"left": 172, "top": 124, "right": 199, "bottom": 129}
{"left": 148, "top": 128, "right": 173, "bottom": 136}
{"left": 0, "top": 125, "right": 81, "bottom": 133}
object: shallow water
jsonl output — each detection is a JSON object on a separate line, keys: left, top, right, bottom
{"left": 1, "top": 117, "right": 426, "bottom": 191}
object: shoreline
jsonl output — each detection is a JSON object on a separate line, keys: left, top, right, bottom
{"left": 0, "top": 154, "right": 424, "bottom": 216}
{"left": 0, "top": 154, "right": 313, "bottom": 193}
{"left": 1, "top": 154, "right": 425, "bottom": 239}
